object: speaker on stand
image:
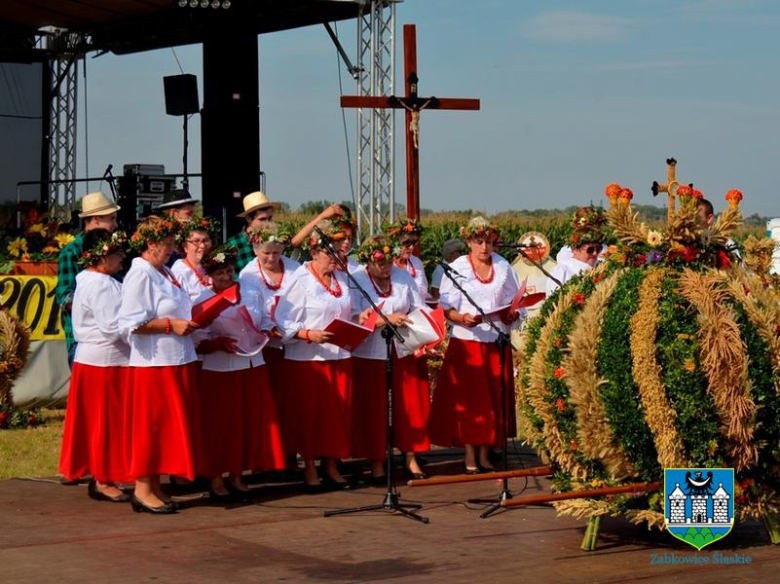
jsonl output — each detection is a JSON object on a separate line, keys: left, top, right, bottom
{"left": 163, "top": 74, "right": 200, "bottom": 194}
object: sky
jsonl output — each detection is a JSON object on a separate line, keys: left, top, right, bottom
{"left": 73, "top": 0, "right": 780, "bottom": 217}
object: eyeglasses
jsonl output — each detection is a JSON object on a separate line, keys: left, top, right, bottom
{"left": 585, "top": 246, "right": 600, "bottom": 255}
{"left": 186, "top": 238, "right": 211, "bottom": 247}
{"left": 399, "top": 239, "right": 418, "bottom": 248}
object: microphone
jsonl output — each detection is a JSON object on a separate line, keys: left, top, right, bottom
{"left": 497, "top": 242, "right": 540, "bottom": 249}
{"left": 439, "top": 260, "right": 466, "bottom": 279}
{"left": 102, "top": 164, "right": 113, "bottom": 178}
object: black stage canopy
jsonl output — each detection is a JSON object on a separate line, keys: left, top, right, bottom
{"left": 0, "top": 0, "right": 364, "bottom": 55}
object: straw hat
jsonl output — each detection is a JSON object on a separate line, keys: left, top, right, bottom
{"left": 157, "top": 188, "right": 198, "bottom": 210}
{"left": 78, "top": 191, "right": 121, "bottom": 218}
{"left": 237, "top": 191, "right": 280, "bottom": 218}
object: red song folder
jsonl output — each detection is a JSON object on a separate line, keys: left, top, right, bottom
{"left": 323, "top": 317, "right": 374, "bottom": 352}
{"left": 191, "top": 283, "right": 240, "bottom": 326}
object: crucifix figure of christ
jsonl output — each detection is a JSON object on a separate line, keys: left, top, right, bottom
{"left": 341, "top": 24, "right": 480, "bottom": 221}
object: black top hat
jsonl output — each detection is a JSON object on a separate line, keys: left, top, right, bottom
{"left": 156, "top": 188, "right": 198, "bottom": 210}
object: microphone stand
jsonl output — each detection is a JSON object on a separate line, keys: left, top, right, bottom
{"left": 498, "top": 243, "right": 562, "bottom": 288}
{"left": 102, "top": 164, "right": 118, "bottom": 203}
{"left": 316, "top": 227, "right": 428, "bottom": 524}
{"left": 439, "top": 260, "right": 521, "bottom": 518}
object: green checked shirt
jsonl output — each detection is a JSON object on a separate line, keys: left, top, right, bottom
{"left": 55, "top": 233, "right": 85, "bottom": 351}
{"left": 224, "top": 230, "right": 255, "bottom": 272}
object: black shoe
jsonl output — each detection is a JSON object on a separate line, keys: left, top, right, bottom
{"left": 130, "top": 496, "right": 177, "bottom": 514}
{"left": 369, "top": 474, "right": 387, "bottom": 486}
{"left": 208, "top": 486, "right": 234, "bottom": 502}
{"left": 404, "top": 467, "right": 428, "bottom": 481}
{"left": 303, "top": 481, "right": 324, "bottom": 494}
{"left": 225, "top": 481, "right": 254, "bottom": 501}
{"left": 88, "top": 480, "right": 131, "bottom": 503}
{"left": 321, "top": 475, "right": 352, "bottom": 491}
{"left": 464, "top": 465, "right": 481, "bottom": 475}
{"left": 477, "top": 462, "right": 497, "bottom": 474}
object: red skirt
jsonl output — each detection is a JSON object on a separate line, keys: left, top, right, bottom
{"left": 281, "top": 358, "right": 352, "bottom": 460}
{"left": 352, "top": 355, "right": 431, "bottom": 461}
{"left": 198, "top": 369, "right": 245, "bottom": 477}
{"left": 239, "top": 365, "right": 285, "bottom": 471}
{"left": 59, "top": 363, "right": 131, "bottom": 483}
{"left": 126, "top": 363, "right": 202, "bottom": 480}
{"left": 262, "top": 347, "right": 286, "bottom": 417}
{"left": 428, "top": 338, "right": 516, "bottom": 448}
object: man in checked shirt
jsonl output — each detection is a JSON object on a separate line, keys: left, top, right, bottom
{"left": 56, "top": 191, "right": 121, "bottom": 367}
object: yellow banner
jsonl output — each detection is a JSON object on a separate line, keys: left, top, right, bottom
{"left": 0, "top": 275, "right": 64, "bottom": 340}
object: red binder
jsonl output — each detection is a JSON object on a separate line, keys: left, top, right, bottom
{"left": 516, "top": 292, "right": 546, "bottom": 308}
{"left": 191, "top": 283, "right": 240, "bottom": 326}
{"left": 323, "top": 318, "right": 374, "bottom": 352}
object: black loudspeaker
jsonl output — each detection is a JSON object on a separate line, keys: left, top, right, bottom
{"left": 163, "top": 74, "right": 199, "bottom": 116}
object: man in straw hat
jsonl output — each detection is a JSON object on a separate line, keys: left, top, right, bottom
{"left": 56, "top": 191, "right": 121, "bottom": 366}
{"left": 156, "top": 188, "right": 198, "bottom": 223}
{"left": 225, "top": 190, "right": 280, "bottom": 271}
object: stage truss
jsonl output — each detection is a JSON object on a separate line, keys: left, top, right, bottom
{"left": 354, "top": 0, "right": 397, "bottom": 238}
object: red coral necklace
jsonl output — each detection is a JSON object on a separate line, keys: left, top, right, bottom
{"left": 159, "top": 266, "right": 182, "bottom": 289}
{"left": 308, "top": 264, "right": 342, "bottom": 297}
{"left": 184, "top": 258, "right": 211, "bottom": 288}
{"left": 395, "top": 258, "right": 416, "bottom": 278}
{"left": 258, "top": 258, "right": 284, "bottom": 291}
{"left": 468, "top": 254, "right": 494, "bottom": 284}
{"left": 369, "top": 274, "right": 392, "bottom": 298}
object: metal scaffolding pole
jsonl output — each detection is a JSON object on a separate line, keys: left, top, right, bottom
{"left": 46, "top": 30, "right": 81, "bottom": 211}
{"left": 355, "top": 0, "right": 396, "bottom": 238}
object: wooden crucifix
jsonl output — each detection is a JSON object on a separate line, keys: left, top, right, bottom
{"left": 651, "top": 157, "right": 681, "bottom": 223}
{"left": 341, "top": 24, "right": 480, "bottom": 220}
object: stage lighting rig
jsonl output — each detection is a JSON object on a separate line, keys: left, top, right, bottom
{"left": 177, "top": 0, "right": 231, "bottom": 8}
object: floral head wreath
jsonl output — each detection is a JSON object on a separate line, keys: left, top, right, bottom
{"left": 247, "top": 221, "right": 290, "bottom": 247}
{"left": 388, "top": 218, "right": 424, "bottom": 238}
{"left": 130, "top": 216, "right": 178, "bottom": 251}
{"left": 329, "top": 210, "right": 356, "bottom": 241}
{"left": 356, "top": 235, "right": 401, "bottom": 265}
{"left": 459, "top": 216, "right": 501, "bottom": 241}
{"left": 201, "top": 246, "right": 238, "bottom": 274}
{"left": 569, "top": 206, "right": 608, "bottom": 246}
{"left": 305, "top": 220, "right": 342, "bottom": 251}
{"left": 175, "top": 215, "right": 221, "bottom": 248}
{"left": 78, "top": 231, "right": 128, "bottom": 268}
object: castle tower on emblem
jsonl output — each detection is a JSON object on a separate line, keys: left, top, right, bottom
{"left": 668, "top": 483, "right": 686, "bottom": 524}
{"left": 712, "top": 483, "right": 730, "bottom": 524}
{"left": 691, "top": 493, "right": 709, "bottom": 524}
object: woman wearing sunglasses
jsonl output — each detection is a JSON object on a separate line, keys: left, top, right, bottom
{"left": 546, "top": 206, "right": 607, "bottom": 295}
{"left": 389, "top": 219, "right": 429, "bottom": 301}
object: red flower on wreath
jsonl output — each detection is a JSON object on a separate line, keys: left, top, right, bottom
{"left": 691, "top": 189, "right": 704, "bottom": 200}
{"left": 569, "top": 440, "right": 579, "bottom": 452}
{"left": 0, "top": 412, "right": 8, "bottom": 429}
{"left": 717, "top": 250, "right": 731, "bottom": 269}
{"left": 572, "top": 292, "right": 586, "bottom": 306}
{"left": 555, "top": 398, "right": 566, "bottom": 412}
{"left": 553, "top": 366, "right": 566, "bottom": 379}
{"left": 682, "top": 247, "right": 699, "bottom": 263}
{"left": 677, "top": 184, "right": 693, "bottom": 198}
{"left": 633, "top": 253, "right": 647, "bottom": 266}
{"left": 554, "top": 338, "right": 563, "bottom": 348}
{"left": 618, "top": 187, "right": 634, "bottom": 202}
{"left": 593, "top": 273, "right": 603, "bottom": 283}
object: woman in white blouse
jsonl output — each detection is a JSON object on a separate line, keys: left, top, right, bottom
{"left": 238, "top": 222, "right": 299, "bottom": 406}
{"left": 195, "top": 247, "right": 285, "bottom": 499}
{"left": 275, "top": 221, "right": 354, "bottom": 492}
{"left": 428, "top": 217, "right": 522, "bottom": 474}
{"left": 351, "top": 236, "right": 431, "bottom": 482}
{"left": 546, "top": 206, "right": 607, "bottom": 295}
{"left": 390, "top": 218, "right": 429, "bottom": 301}
{"left": 171, "top": 216, "right": 218, "bottom": 301}
{"left": 118, "top": 215, "right": 201, "bottom": 514}
{"left": 60, "top": 229, "right": 131, "bottom": 502}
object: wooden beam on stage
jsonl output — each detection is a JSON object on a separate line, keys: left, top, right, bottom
{"left": 407, "top": 465, "right": 554, "bottom": 488}
{"left": 500, "top": 481, "right": 660, "bottom": 508}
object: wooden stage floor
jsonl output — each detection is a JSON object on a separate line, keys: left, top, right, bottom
{"left": 1, "top": 445, "right": 776, "bottom": 583}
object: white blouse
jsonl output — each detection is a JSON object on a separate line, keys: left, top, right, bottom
{"left": 192, "top": 283, "right": 273, "bottom": 372}
{"left": 239, "top": 255, "right": 300, "bottom": 349}
{"left": 118, "top": 257, "right": 198, "bottom": 367}
{"left": 439, "top": 253, "right": 521, "bottom": 343}
{"left": 171, "top": 258, "right": 212, "bottom": 302}
{"left": 351, "top": 267, "right": 424, "bottom": 360}
{"left": 72, "top": 270, "right": 130, "bottom": 367}
{"left": 397, "top": 255, "right": 429, "bottom": 301}
{"left": 275, "top": 264, "right": 354, "bottom": 362}
{"left": 546, "top": 257, "right": 593, "bottom": 296}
